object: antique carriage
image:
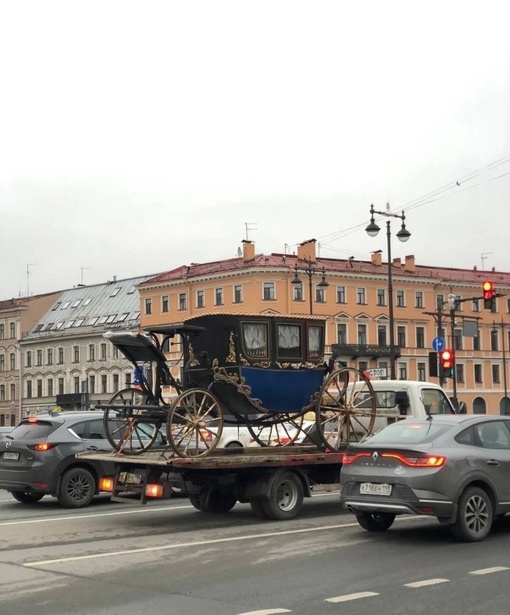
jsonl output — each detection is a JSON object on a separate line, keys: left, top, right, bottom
{"left": 100, "top": 313, "right": 377, "bottom": 458}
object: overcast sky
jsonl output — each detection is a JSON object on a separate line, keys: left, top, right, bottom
{"left": 1, "top": 1, "right": 509, "bottom": 299}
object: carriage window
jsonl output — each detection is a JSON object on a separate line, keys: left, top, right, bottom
{"left": 278, "top": 324, "right": 301, "bottom": 359}
{"left": 243, "top": 323, "right": 269, "bottom": 358}
{"left": 308, "top": 326, "right": 323, "bottom": 360}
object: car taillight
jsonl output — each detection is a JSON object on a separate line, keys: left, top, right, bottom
{"left": 99, "top": 477, "right": 114, "bottom": 492}
{"left": 381, "top": 452, "right": 446, "bottom": 467}
{"left": 27, "top": 442, "right": 58, "bottom": 452}
{"left": 342, "top": 452, "right": 371, "bottom": 464}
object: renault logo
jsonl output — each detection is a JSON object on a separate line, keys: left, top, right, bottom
{"left": 372, "top": 451, "right": 378, "bottom": 461}
{"left": 5, "top": 441, "right": 11, "bottom": 449}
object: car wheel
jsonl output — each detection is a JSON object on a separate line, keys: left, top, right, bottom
{"left": 261, "top": 471, "right": 304, "bottom": 520}
{"left": 225, "top": 442, "right": 243, "bottom": 449}
{"left": 58, "top": 467, "right": 96, "bottom": 508}
{"left": 10, "top": 491, "right": 44, "bottom": 504}
{"left": 451, "top": 486, "right": 493, "bottom": 542}
{"left": 355, "top": 512, "right": 396, "bottom": 532}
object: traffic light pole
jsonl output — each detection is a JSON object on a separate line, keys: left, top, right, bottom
{"left": 449, "top": 306, "right": 458, "bottom": 410}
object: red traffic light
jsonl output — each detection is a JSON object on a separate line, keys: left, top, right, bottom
{"left": 440, "top": 349, "right": 454, "bottom": 369}
{"left": 483, "top": 280, "right": 495, "bottom": 299}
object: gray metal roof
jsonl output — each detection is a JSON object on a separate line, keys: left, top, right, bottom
{"left": 25, "top": 275, "right": 155, "bottom": 339}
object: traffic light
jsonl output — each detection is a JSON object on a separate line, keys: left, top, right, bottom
{"left": 439, "top": 349, "right": 455, "bottom": 378}
{"left": 483, "top": 280, "right": 496, "bottom": 310}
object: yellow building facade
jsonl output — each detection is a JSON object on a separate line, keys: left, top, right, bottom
{"left": 138, "top": 239, "right": 510, "bottom": 415}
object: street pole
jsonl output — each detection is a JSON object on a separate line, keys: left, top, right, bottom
{"left": 494, "top": 320, "right": 509, "bottom": 414}
{"left": 385, "top": 221, "right": 397, "bottom": 380}
{"left": 449, "top": 306, "right": 458, "bottom": 410}
{"left": 291, "top": 261, "right": 329, "bottom": 316}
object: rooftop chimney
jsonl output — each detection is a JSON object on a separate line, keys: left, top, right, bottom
{"left": 371, "top": 251, "right": 382, "bottom": 266}
{"left": 242, "top": 240, "right": 255, "bottom": 261}
{"left": 404, "top": 255, "right": 415, "bottom": 272}
{"left": 392, "top": 257, "right": 402, "bottom": 268}
{"left": 297, "top": 239, "right": 317, "bottom": 263}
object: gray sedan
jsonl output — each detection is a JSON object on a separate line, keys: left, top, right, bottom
{"left": 340, "top": 414, "right": 510, "bottom": 542}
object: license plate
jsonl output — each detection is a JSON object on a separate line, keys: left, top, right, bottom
{"left": 3, "top": 452, "right": 19, "bottom": 461}
{"left": 360, "top": 482, "right": 392, "bottom": 496}
{"left": 118, "top": 471, "right": 143, "bottom": 485}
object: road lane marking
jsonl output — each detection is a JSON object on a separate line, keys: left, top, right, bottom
{"left": 326, "top": 591, "right": 379, "bottom": 603}
{"left": 0, "top": 504, "right": 193, "bottom": 526}
{"left": 470, "top": 567, "right": 510, "bottom": 575}
{"left": 238, "top": 610, "right": 291, "bottom": 614}
{"left": 404, "top": 579, "right": 449, "bottom": 588}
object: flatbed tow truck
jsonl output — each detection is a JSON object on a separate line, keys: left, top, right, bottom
{"left": 78, "top": 444, "right": 344, "bottom": 520}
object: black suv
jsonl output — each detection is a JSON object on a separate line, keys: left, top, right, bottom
{"left": 0, "top": 411, "right": 120, "bottom": 508}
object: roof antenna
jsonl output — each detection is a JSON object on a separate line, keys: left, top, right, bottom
{"left": 244, "top": 222, "right": 257, "bottom": 241}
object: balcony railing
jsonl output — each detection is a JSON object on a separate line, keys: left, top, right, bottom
{"left": 331, "top": 343, "right": 401, "bottom": 360}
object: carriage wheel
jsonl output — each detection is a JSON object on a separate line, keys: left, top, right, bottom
{"left": 315, "top": 368, "right": 376, "bottom": 451}
{"left": 103, "top": 388, "right": 160, "bottom": 455}
{"left": 167, "top": 389, "right": 223, "bottom": 458}
{"left": 247, "top": 413, "right": 305, "bottom": 448}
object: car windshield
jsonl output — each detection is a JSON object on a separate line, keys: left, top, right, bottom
{"left": 365, "top": 421, "right": 455, "bottom": 445}
{"left": 8, "top": 419, "right": 59, "bottom": 440}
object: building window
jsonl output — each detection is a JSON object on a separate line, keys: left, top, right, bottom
{"left": 336, "top": 286, "right": 346, "bottom": 304}
{"left": 48, "top": 378, "right": 53, "bottom": 398}
{"left": 27, "top": 380, "right": 32, "bottom": 398}
{"left": 0, "top": 355, "right": 4, "bottom": 372}
{"left": 456, "top": 364, "right": 464, "bottom": 383}
{"left": 74, "top": 377, "right": 80, "bottom": 394}
{"left": 357, "top": 324, "right": 367, "bottom": 345}
{"left": 473, "top": 330, "right": 480, "bottom": 351}
{"left": 492, "top": 364, "right": 501, "bottom": 384}
{"left": 491, "top": 329, "right": 499, "bottom": 351}
{"left": 474, "top": 364, "right": 483, "bottom": 383}
{"left": 113, "top": 374, "right": 119, "bottom": 393}
{"left": 58, "top": 378, "right": 64, "bottom": 395}
{"left": 178, "top": 293, "right": 187, "bottom": 310}
{"left": 472, "top": 298, "right": 480, "bottom": 312}
{"left": 58, "top": 347, "right": 64, "bottom": 363}
{"left": 293, "top": 283, "right": 304, "bottom": 302}
{"left": 89, "top": 375, "right": 95, "bottom": 394}
{"left": 356, "top": 288, "right": 366, "bottom": 305}
{"left": 397, "top": 326, "right": 406, "bottom": 347}
{"left": 263, "top": 282, "right": 275, "bottom": 301}
{"left": 359, "top": 361, "right": 368, "bottom": 372}
{"left": 337, "top": 323, "right": 347, "bottom": 344}
{"left": 89, "top": 344, "right": 95, "bottom": 361}
{"left": 0, "top": 386, "right": 4, "bottom": 401}
{"left": 26, "top": 351, "right": 32, "bottom": 367}
{"left": 145, "top": 298, "right": 152, "bottom": 315}
{"left": 377, "top": 289, "right": 386, "bottom": 306}
{"left": 10, "top": 353, "right": 15, "bottom": 370}
{"left": 196, "top": 290, "right": 205, "bottom": 308}
{"left": 437, "top": 294, "right": 444, "bottom": 309}
{"left": 47, "top": 348, "right": 53, "bottom": 365}
{"left": 396, "top": 290, "right": 405, "bottom": 307}
{"left": 0, "top": 324, "right": 4, "bottom": 339}
{"left": 416, "top": 327, "right": 425, "bottom": 349}
{"left": 377, "top": 325, "right": 387, "bottom": 346}
{"left": 233, "top": 285, "right": 243, "bottom": 304}
{"left": 215, "top": 288, "right": 224, "bottom": 306}
{"left": 101, "top": 343, "right": 107, "bottom": 360}
{"left": 10, "top": 383, "right": 15, "bottom": 400}
{"left": 73, "top": 346, "right": 80, "bottom": 363}
{"left": 37, "top": 350, "right": 43, "bottom": 366}
{"left": 125, "top": 372, "right": 131, "bottom": 386}
{"left": 398, "top": 363, "right": 408, "bottom": 380}
{"left": 417, "top": 362, "right": 426, "bottom": 381}
{"left": 315, "top": 286, "right": 326, "bottom": 303}
{"left": 415, "top": 291, "right": 424, "bottom": 309}
{"left": 37, "top": 380, "right": 42, "bottom": 397}
{"left": 454, "top": 328, "right": 463, "bottom": 351}
{"left": 113, "top": 346, "right": 119, "bottom": 359}
{"left": 101, "top": 375, "right": 108, "bottom": 394}
{"left": 161, "top": 295, "right": 169, "bottom": 313}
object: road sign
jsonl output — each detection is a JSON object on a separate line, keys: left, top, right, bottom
{"left": 367, "top": 368, "right": 387, "bottom": 378}
{"left": 432, "top": 337, "right": 445, "bottom": 352}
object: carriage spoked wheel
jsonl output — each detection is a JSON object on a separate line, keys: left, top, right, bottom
{"left": 103, "top": 387, "right": 161, "bottom": 455}
{"left": 247, "top": 413, "right": 305, "bottom": 447}
{"left": 315, "top": 368, "right": 376, "bottom": 451}
{"left": 167, "top": 389, "right": 224, "bottom": 458}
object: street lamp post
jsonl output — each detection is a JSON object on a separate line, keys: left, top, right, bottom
{"left": 291, "top": 260, "right": 329, "bottom": 315}
{"left": 366, "top": 203, "right": 411, "bottom": 380}
{"left": 492, "top": 319, "right": 509, "bottom": 414}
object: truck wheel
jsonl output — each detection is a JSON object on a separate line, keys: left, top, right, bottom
{"left": 190, "top": 488, "right": 237, "bottom": 513}
{"left": 262, "top": 471, "right": 304, "bottom": 520}
{"left": 355, "top": 512, "right": 395, "bottom": 532}
{"left": 189, "top": 494, "right": 205, "bottom": 511}
{"left": 250, "top": 499, "right": 269, "bottom": 519}
{"left": 451, "top": 486, "right": 493, "bottom": 542}
{"left": 11, "top": 491, "right": 44, "bottom": 504}
{"left": 58, "top": 467, "right": 96, "bottom": 508}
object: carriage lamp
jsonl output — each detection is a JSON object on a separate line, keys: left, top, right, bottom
{"left": 291, "top": 262, "right": 329, "bottom": 314}
{"left": 366, "top": 203, "right": 412, "bottom": 380}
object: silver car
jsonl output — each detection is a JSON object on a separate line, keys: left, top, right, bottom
{"left": 340, "top": 414, "right": 510, "bottom": 542}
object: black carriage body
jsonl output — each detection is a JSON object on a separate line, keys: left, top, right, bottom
{"left": 183, "top": 313, "right": 328, "bottom": 417}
